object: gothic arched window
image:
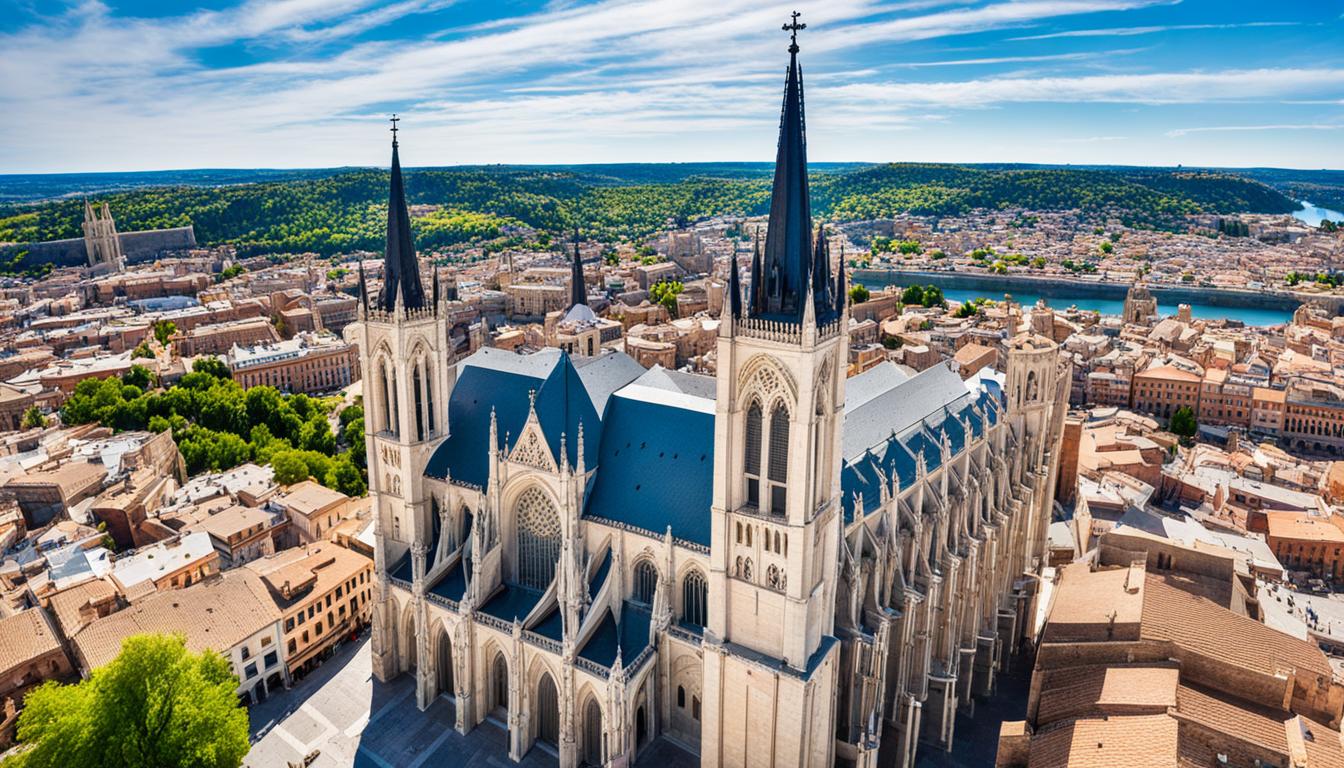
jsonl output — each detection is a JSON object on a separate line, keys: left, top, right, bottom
{"left": 633, "top": 559, "right": 658, "bottom": 606}
{"left": 536, "top": 672, "right": 560, "bottom": 746}
{"left": 516, "top": 488, "right": 561, "bottom": 590}
{"left": 413, "top": 365, "right": 425, "bottom": 441}
{"left": 681, "top": 568, "right": 707, "bottom": 628}
{"left": 744, "top": 401, "right": 763, "bottom": 506}
{"left": 768, "top": 403, "right": 790, "bottom": 513}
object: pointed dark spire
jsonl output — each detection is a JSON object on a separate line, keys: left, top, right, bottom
{"left": 835, "top": 243, "right": 847, "bottom": 317}
{"left": 758, "top": 13, "right": 813, "bottom": 323}
{"left": 812, "top": 223, "right": 834, "bottom": 320}
{"left": 358, "top": 261, "right": 369, "bottom": 312}
{"left": 749, "top": 230, "right": 763, "bottom": 314}
{"left": 381, "top": 114, "right": 426, "bottom": 312}
{"left": 432, "top": 263, "right": 440, "bottom": 307}
{"left": 569, "top": 226, "right": 586, "bottom": 309}
{"left": 729, "top": 246, "right": 743, "bottom": 318}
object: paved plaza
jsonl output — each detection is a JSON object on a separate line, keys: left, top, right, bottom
{"left": 245, "top": 636, "right": 694, "bottom": 768}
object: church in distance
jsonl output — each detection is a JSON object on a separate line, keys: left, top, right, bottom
{"left": 354, "top": 21, "right": 1071, "bottom": 768}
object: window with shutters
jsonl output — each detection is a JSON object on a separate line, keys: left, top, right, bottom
{"left": 744, "top": 401, "right": 762, "bottom": 506}
{"left": 768, "top": 403, "right": 789, "bottom": 514}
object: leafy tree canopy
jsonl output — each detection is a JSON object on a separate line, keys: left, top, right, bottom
{"left": 3, "top": 634, "right": 249, "bottom": 768}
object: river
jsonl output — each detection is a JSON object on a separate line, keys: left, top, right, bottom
{"left": 1292, "top": 200, "right": 1344, "bottom": 228}
{"left": 855, "top": 271, "right": 1297, "bottom": 326}
{"left": 935, "top": 287, "right": 1293, "bottom": 326}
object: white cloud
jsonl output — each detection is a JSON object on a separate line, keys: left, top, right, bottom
{"left": 830, "top": 68, "right": 1344, "bottom": 107}
{"left": 1165, "top": 124, "right": 1343, "bottom": 138}
{"left": 0, "top": 0, "right": 1337, "bottom": 171}
{"left": 1010, "top": 20, "right": 1301, "bottom": 40}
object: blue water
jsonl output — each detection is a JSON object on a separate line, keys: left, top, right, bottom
{"left": 935, "top": 287, "right": 1292, "bottom": 326}
{"left": 1293, "top": 200, "right": 1344, "bottom": 227}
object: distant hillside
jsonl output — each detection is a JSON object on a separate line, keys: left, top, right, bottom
{"left": 0, "top": 163, "right": 1303, "bottom": 259}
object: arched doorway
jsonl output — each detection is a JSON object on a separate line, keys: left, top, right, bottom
{"left": 435, "top": 626, "right": 453, "bottom": 699}
{"left": 635, "top": 704, "right": 648, "bottom": 749}
{"left": 535, "top": 672, "right": 560, "bottom": 748}
{"left": 491, "top": 654, "right": 509, "bottom": 718}
{"left": 582, "top": 698, "right": 603, "bottom": 767}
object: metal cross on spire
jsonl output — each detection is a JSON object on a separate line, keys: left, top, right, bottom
{"left": 389, "top": 114, "right": 401, "bottom": 146}
{"left": 783, "top": 10, "right": 805, "bottom": 53}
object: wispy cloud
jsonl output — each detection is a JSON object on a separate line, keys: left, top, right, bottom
{"left": 832, "top": 68, "right": 1344, "bottom": 107}
{"left": 0, "top": 0, "right": 1338, "bottom": 171}
{"left": 1011, "top": 20, "right": 1300, "bottom": 40}
{"left": 1165, "top": 123, "right": 1343, "bottom": 138}
{"left": 895, "top": 49, "right": 1143, "bottom": 67}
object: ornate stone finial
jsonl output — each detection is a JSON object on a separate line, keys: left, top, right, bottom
{"left": 527, "top": 389, "right": 537, "bottom": 415}
{"left": 576, "top": 421, "right": 586, "bottom": 475}
{"left": 512, "top": 617, "right": 523, "bottom": 640}
{"left": 560, "top": 431, "right": 569, "bottom": 473}
{"left": 782, "top": 10, "right": 805, "bottom": 53}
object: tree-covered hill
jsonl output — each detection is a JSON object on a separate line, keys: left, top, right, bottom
{"left": 0, "top": 162, "right": 1302, "bottom": 258}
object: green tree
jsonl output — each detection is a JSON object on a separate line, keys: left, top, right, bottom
{"left": 20, "top": 406, "right": 46, "bottom": 431}
{"left": 131, "top": 342, "right": 154, "bottom": 360}
{"left": 271, "top": 450, "right": 310, "bottom": 485}
{"left": 5, "top": 633, "right": 248, "bottom": 768}
{"left": 900, "top": 285, "right": 925, "bottom": 305}
{"left": 1099, "top": 240, "right": 1114, "bottom": 255}
{"left": 192, "top": 357, "right": 232, "bottom": 379}
{"left": 326, "top": 455, "right": 367, "bottom": 497}
{"left": 343, "top": 417, "right": 366, "bottom": 467}
{"left": 122, "top": 365, "right": 154, "bottom": 391}
{"left": 152, "top": 320, "right": 176, "bottom": 348}
{"left": 1169, "top": 406, "right": 1198, "bottom": 438}
{"left": 919, "top": 284, "right": 945, "bottom": 308}
{"left": 848, "top": 284, "right": 870, "bottom": 305}
{"left": 648, "top": 279, "right": 684, "bottom": 317}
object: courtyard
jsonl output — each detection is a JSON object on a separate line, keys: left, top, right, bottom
{"left": 244, "top": 636, "right": 695, "bottom": 768}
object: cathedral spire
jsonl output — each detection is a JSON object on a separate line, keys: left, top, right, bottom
{"left": 759, "top": 12, "right": 813, "bottom": 323}
{"left": 380, "top": 114, "right": 426, "bottom": 313}
{"left": 729, "top": 244, "right": 743, "bottom": 319}
{"left": 569, "top": 226, "right": 586, "bottom": 309}
{"left": 835, "top": 242, "right": 847, "bottom": 318}
{"left": 358, "top": 261, "right": 370, "bottom": 312}
{"left": 749, "top": 230, "right": 763, "bottom": 314}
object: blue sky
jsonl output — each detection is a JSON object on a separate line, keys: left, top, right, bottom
{"left": 0, "top": 0, "right": 1341, "bottom": 173}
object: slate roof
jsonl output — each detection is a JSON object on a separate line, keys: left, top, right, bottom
{"left": 583, "top": 377, "right": 715, "bottom": 547}
{"left": 578, "top": 602, "right": 651, "bottom": 669}
{"left": 425, "top": 348, "right": 643, "bottom": 488}
{"left": 838, "top": 361, "right": 1003, "bottom": 522}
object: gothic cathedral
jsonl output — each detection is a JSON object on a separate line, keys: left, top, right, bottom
{"left": 351, "top": 21, "right": 1071, "bottom": 768}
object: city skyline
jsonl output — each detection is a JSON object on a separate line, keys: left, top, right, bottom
{"left": 1, "top": 0, "right": 1342, "bottom": 174}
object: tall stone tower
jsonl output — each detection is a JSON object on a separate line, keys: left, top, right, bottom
{"left": 701, "top": 18, "right": 846, "bottom": 766}
{"left": 82, "top": 199, "right": 124, "bottom": 271}
{"left": 352, "top": 118, "right": 456, "bottom": 685}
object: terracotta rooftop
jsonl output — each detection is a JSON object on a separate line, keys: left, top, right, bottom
{"left": 72, "top": 569, "right": 279, "bottom": 670}
{"left": 1265, "top": 511, "right": 1344, "bottom": 544}
{"left": 45, "top": 577, "right": 119, "bottom": 638}
{"left": 1042, "top": 563, "right": 1145, "bottom": 644}
{"left": 245, "top": 542, "right": 371, "bottom": 611}
{"left": 275, "top": 480, "right": 348, "bottom": 519}
{"left": 1028, "top": 714, "right": 1178, "bottom": 768}
{"left": 0, "top": 608, "right": 63, "bottom": 677}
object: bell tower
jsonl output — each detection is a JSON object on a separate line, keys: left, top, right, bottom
{"left": 700, "top": 16, "right": 845, "bottom": 767}
{"left": 353, "top": 116, "right": 456, "bottom": 683}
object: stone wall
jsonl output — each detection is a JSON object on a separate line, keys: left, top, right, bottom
{"left": 3, "top": 226, "right": 197, "bottom": 270}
